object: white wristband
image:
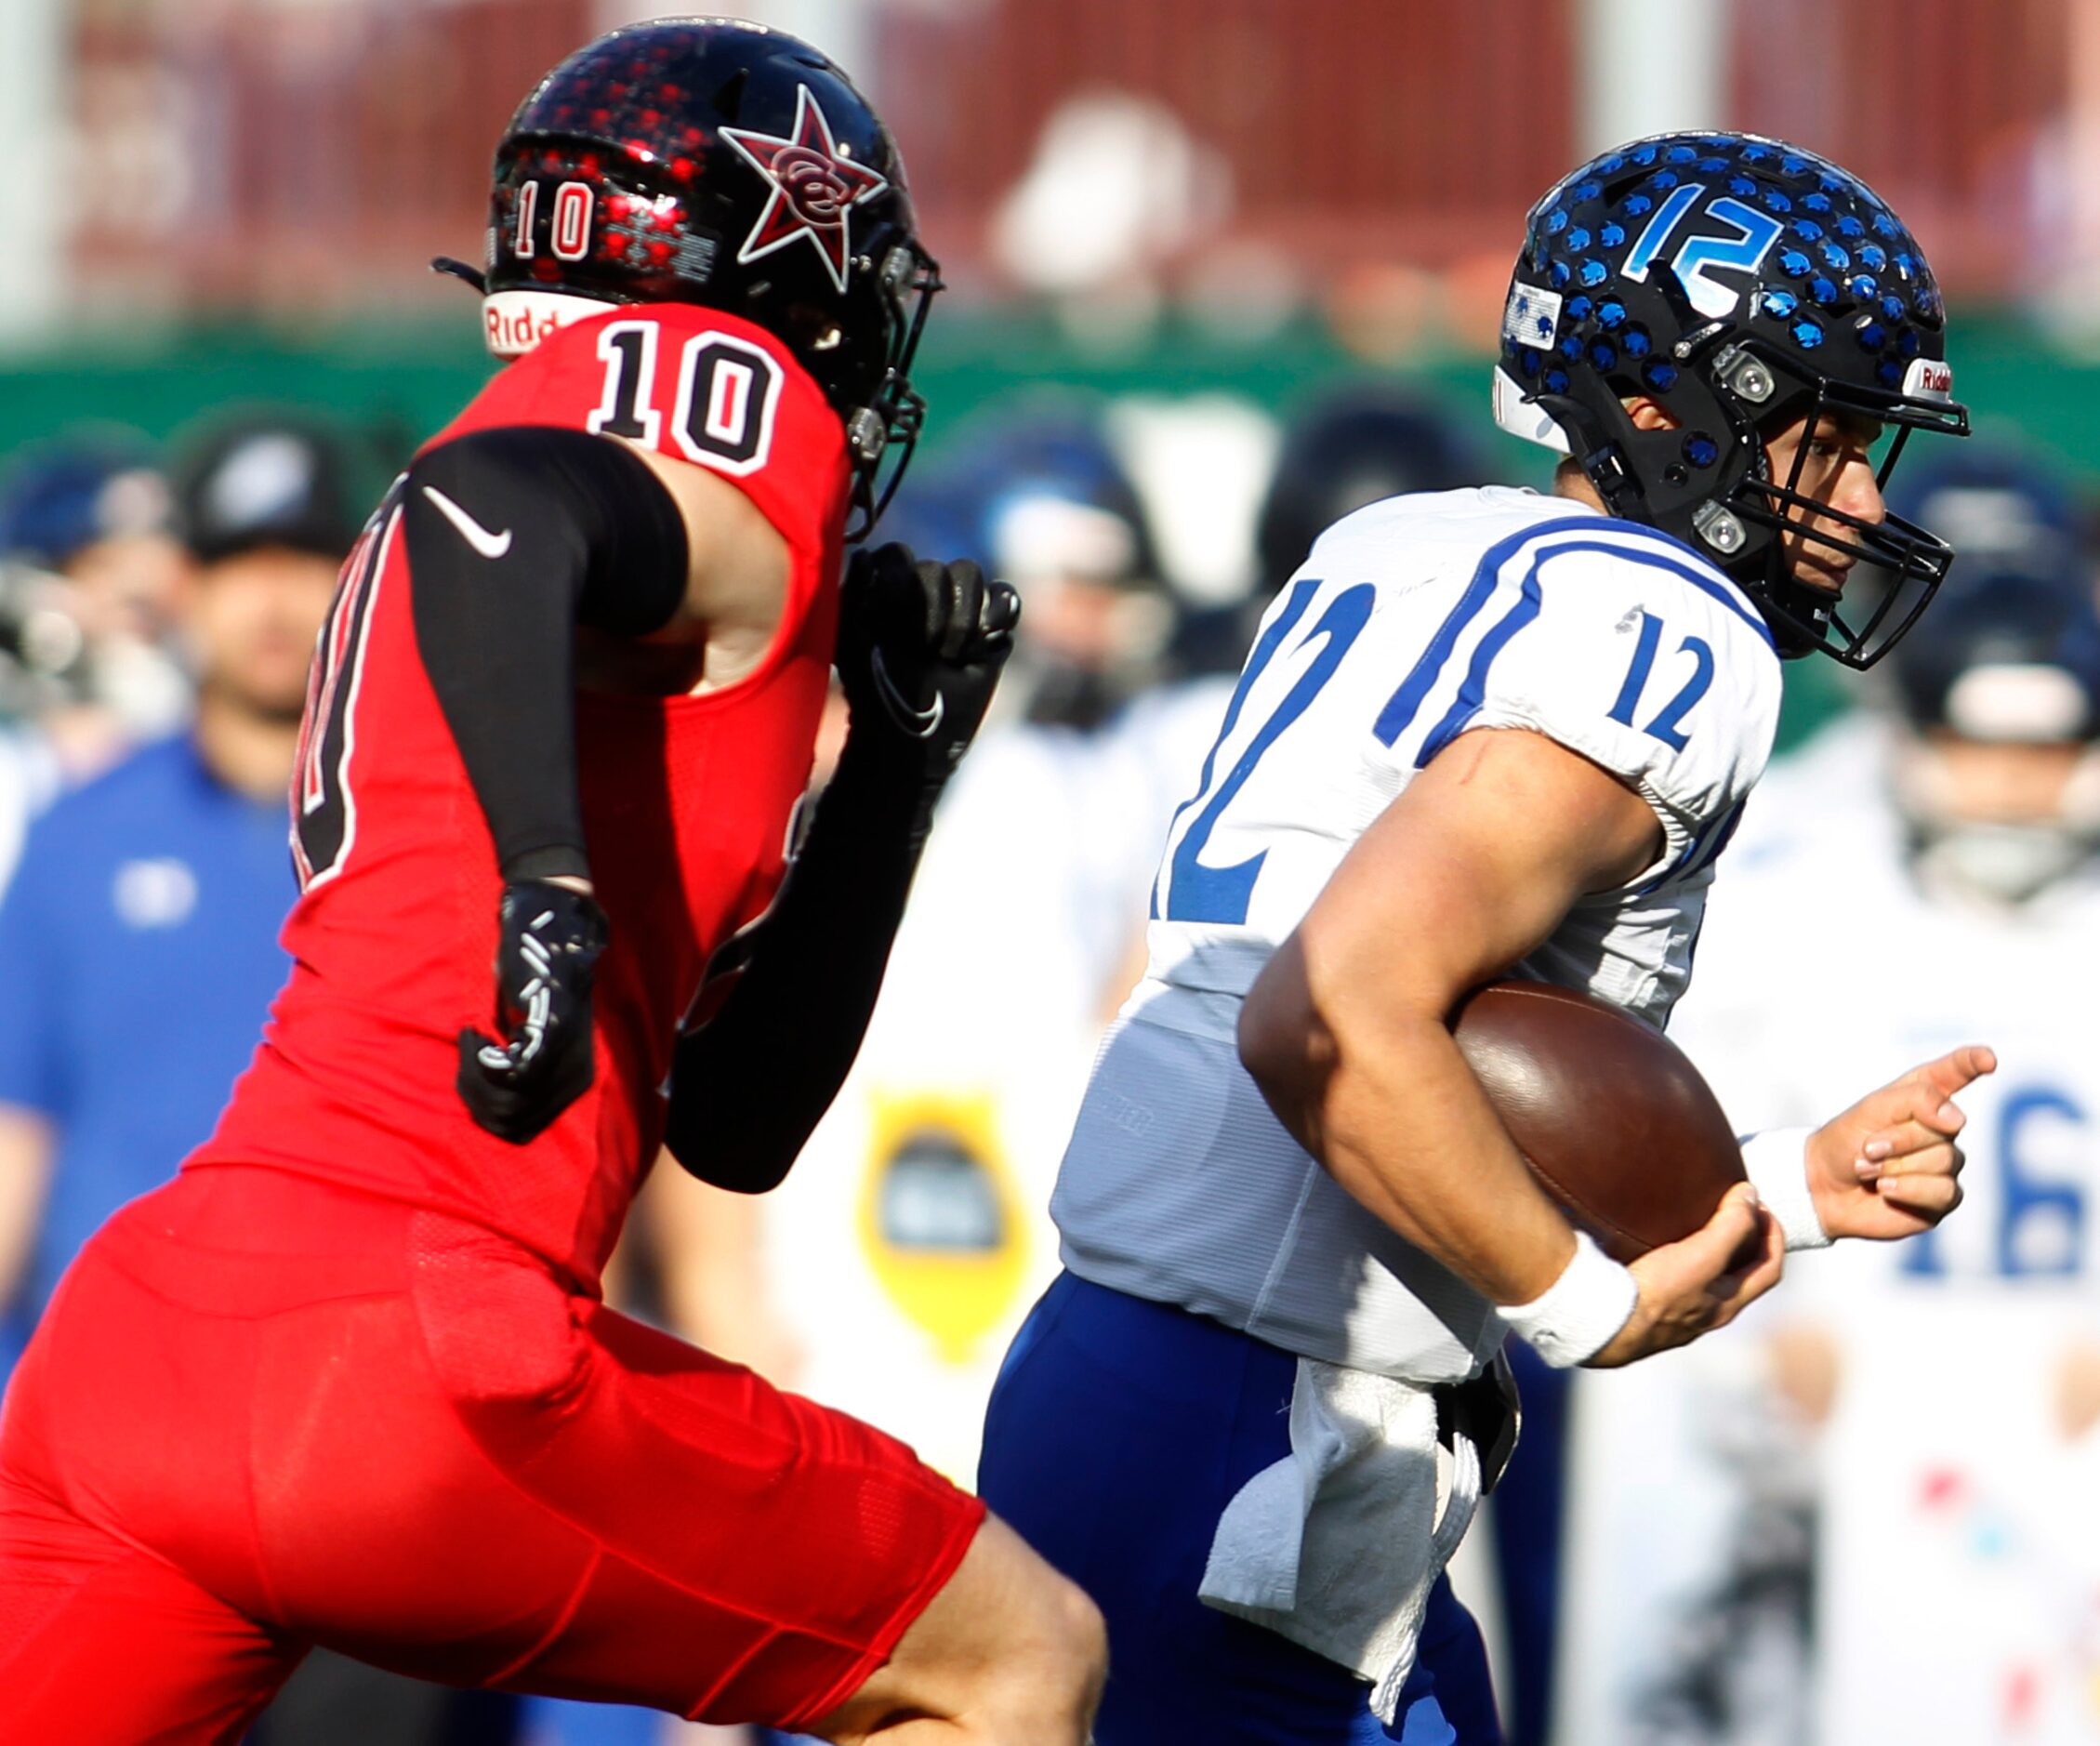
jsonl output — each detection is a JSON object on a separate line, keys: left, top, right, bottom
{"left": 1498, "top": 1230, "right": 1638, "bottom": 1369}
{"left": 1738, "top": 1127, "right": 1829, "bottom": 1251}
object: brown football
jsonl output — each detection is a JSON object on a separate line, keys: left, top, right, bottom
{"left": 1450, "top": 979, "right": 1745, "bottom": 1263}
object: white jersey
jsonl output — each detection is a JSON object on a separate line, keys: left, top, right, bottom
{"left": 758, "top": 719, "right": 1174, "bottom": 1483}
{"left": 1560, "top": 732, "right": 2100, "bottom": 1746}
{"left": 1052, "top": 487, "right": 1784, "bottom": 1382}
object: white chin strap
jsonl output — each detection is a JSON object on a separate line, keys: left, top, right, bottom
{"left": 1489, "top": 365, "right": 1572, "bottom": 455}
{"left": 481, "top": 289, "right": 613, "bottom": 359}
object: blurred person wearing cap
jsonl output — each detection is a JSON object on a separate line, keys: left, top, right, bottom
{"left": 1560, "top": 560, "right": 2100, "bottom": 1746}
{"left": 0, "top": 414, "right": 352, "bottom": 1353}
{"left": 0, "top": 441, "right": 192, "bottom": 893}
{"left": 0, "top": 439, "right": 193, "bottom": 753}
{"left": 0, "top": 415, "right": 348, "bottom": 1360}
{"left": 0, "top": 413, "right": 358, "bottom": 1367}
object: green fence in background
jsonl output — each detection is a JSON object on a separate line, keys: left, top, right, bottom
{"left": 2, "top": 305, "right": 2083, "bottom": 746}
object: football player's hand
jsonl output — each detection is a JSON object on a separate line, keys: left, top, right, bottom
{"left": 838, "top": 541, "right": 1019, "bottom": 777}
{"left": 1586, "top": 1184, "right": 1785, "bottom": 1368}
{"left": 1805, "top": 1045, "right": 1995, "bottom": 1242}
{"left": 456, "top": 880, "right": 610, "bottom": 1145}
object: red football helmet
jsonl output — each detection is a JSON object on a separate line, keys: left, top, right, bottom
{"left": 444, "top": 18, "right": 940, "bottom": 535}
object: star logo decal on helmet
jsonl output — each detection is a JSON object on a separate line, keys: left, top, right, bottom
{"left": 720, "top": 86, "right": 889, "bottom": 293}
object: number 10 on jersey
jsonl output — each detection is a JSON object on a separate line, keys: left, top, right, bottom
{"left": 586, "top": 319, "right": 783, "bottom": 477}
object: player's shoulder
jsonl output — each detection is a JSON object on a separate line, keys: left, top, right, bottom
{"left": 1311, "top": 489, "right": 1771, "bottom": 650}
{"left": 1444, "top": 500, "right": 1786, "bottom": 764}
{"left": 447, "top": 299, "right": 845, "bottom": 479}
{"left": 1489, "top": 508, "right": 1776, "bottom": 665}
{"left": 1356, "top": 494, "right": 1780, "bottom": 831}
{"left": 1310, "top": 483, "right": 1556, "bottom": 571}
{"left": 522, "top": 299, "right": 812, "bottom": 390}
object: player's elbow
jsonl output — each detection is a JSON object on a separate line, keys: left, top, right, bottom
{"left": 664, "top": 1117, "right": 793, "bottom": 1197}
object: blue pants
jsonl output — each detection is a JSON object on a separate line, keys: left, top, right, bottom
{"left": 979, "top": 1273, "right": 1504, "bottom": 1745}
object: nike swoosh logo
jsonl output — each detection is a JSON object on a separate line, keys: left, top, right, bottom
{"left": 870, "top": 646, "right": 944, "bottom": 739}
{"left": 420, "top": 485, "right": 513, "bottom": 559}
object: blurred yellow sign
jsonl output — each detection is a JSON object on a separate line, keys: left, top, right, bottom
{"left": 857, "top": 1089, "right": 1029, "bottom": 1366}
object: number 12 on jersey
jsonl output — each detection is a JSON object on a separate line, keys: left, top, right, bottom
{"left": 1156, "top": 579, "right": 1373, "bottom": 926}
{"left": 1609, "top": 610, "right": 1712, "bottom": 751}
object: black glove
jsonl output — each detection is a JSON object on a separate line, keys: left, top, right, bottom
{"left": 837, "top": 542, "right": 1019, "bottom": 782}
{"left": 456, "top": 880, "right": 610, "bottom": 1145}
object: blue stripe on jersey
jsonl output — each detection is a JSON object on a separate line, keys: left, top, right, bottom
{"left": 1151, "top": 576, "right": 1320, "bottom": 919}
{"left": 1507, "top": 519, "right": 1777, "bottom": 649}
{"left": 1415, "top": 571, "right": 1546, "bottom": 767}
{"left": 1372, "top": 560, "right": 1505, "bottom": 747}
{"left": 1632, "top": 795, "right": 1745, "bottom": 896}
{"left": 1372, "top": 514, "right": 1771, "bottom": 756}
{"left": 1687, "top": 797, "right": 1747, "bottom": 876}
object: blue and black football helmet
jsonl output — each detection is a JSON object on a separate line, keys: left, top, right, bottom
{"left": 1884, "top": 561, "right": 2100, "bottom": 902}
{"left": 1494, "top": 132, "right": 1970, "bottom": 667}
{"left": 1884, "top": 441, "right": 2089, "bottom": 582}
{"left": 1889, "top": 564, "right": 2100, "bottom": 746}
{"left": 927, "top": 403, "right": 1169, "bottom": 730}
{"left": 439, "top": 18, "right": 940, "bottom": 536}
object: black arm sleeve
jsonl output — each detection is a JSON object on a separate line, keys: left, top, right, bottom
{"left": 403, "top": 426, "right": 688, "bottom": 883}
{"left": 663, "top": 728, "right": 942, "bottom": 1194}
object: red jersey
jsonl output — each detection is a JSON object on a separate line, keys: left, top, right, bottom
{"left": 196, "top": 303, "right": 848, "bottom": 1288}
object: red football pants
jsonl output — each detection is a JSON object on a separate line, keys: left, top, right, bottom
{"left": 0, "top": 1167, "right": 983, "bottom": 1743}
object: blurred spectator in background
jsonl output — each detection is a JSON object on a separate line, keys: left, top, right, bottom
{"left": 1896, "top": 444, "right": 2092, "bottom": 581}
{"left": 988, "top": 91, "right": 1235, "bottom": 346}
{"left": 0, "top": 410, "right": 503, "bottom": 1744}
{"left": 0, "top": 439, "right": 191, "bottom": 892}
{"left": 1251, "top": 385, "right": 1490, "bottom": 593}
{"left": 961, "top": 402, "right": 1178, "bottom": 735}
{"left": 0, "top": 414, "right": 353, "bottom": 1372}
{"left": 1741, "top": 442, "right": 2099, "bottom": 843}
{"left": 1558, "top": 558, "right": 2100, "bottom": 1746}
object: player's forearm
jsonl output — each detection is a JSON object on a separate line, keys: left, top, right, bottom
{"left": 1242, "top": 941, "right": 1577, "bottom": 1305}
{"left": 669, "top": 548, "right": 1014, "bottom": 1194}
{"left": 666, "top": 723, "right": 939, "bottom": 1193}
{"left": 403, "top": 427, "right": 687, "bottom": 881}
